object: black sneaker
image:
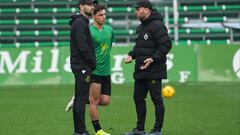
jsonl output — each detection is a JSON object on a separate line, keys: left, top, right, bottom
{"left": 74, "top": 131, "right": 90, "bottom": 135}
{"left": 123, "top": 128, "right": 146, "bottom": 135}
{"left": 81, "top": 132, "right": 90, "bottom": 135}
{"left": 146, "top": 129, "right": 162, "bottom": 135}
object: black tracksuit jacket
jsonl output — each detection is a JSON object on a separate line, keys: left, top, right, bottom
{"left": 69, "top": 14, "right": 96, "bottom": 75}
{"left": 129, "top": 9, "right": 172, "bottom": 79}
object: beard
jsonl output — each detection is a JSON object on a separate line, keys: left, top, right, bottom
{"left": 84, "top": 10, "right": 93, "bottom": 17}
{"left": 136, "top": 12, "right": 146, "bottom": 21}
{"left": 137, "top": 16, "right": 145, "bottom": 21}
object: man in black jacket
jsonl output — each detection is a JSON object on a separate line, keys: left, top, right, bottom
{"left": 69, "top": 0, "right": 96, "bottom": 134}
{"left": 124, "top": 0, "right": 172, "bottom": 135}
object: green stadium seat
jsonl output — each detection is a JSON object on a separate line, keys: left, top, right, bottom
{"left": 0, "top": 0, "right": 239, "bottom": 44}
{"left": 0, "top": 7, "right": 149, "bottom": 14}
{"left": 170, "top": 16, "right": 233, "bottom": 24}
{"left": 0, "top": 0, "right": 74, "bottom": 2}
{"left": 108, "top": 7, "right": 133, "bottom": 13}
{"left": 179, "top": 5, "right": 240, "bottom": 12}
{"left": 0, "top": 7, "right": 77, "bottom": 14}
{"left": 176, "top": 39, "right": 231, "bottom": 45}
{"left": 169, "top": 18, "right": 186, "bottom": 24}
{"left": 203, "top": 16, "right": 228, "bottom": 22}
{"left": 0, "top": 30, "right": 68, "bottom": 37}
{"left": 0, "top": 41, "right": 69, "bottom": 48}
{"left": 0, "top": 29, "right": 135, "bottom": 37}
{"left": 168, "top": 28, "right": 229, "bottom": 35}
{"left": 0, "top": 39, "right": 232, "bottom": 49}
{"left": 114, "top": 29, "right": 135, "bottom": 35}
{"left": 0, "top": 19, "right": 69, "bottom": 25}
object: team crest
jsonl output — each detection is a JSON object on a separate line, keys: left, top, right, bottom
{"left": 151, "top": 80, "right": 156, "bottom": 84}
{"left": 144, "top": 34, "right": 148, "bottom": 40}
{"left": 85, "top": 75, "right": 90, "bottom": 82}
{"left": 101, "top": 43, "right": 108, "bottom": 53}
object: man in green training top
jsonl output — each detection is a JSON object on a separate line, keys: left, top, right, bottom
{"left": 89, "top": 3, "right": 114, "bottom": 135}
{"left": 66, "top": 3, "right": 114, "bottom": 135}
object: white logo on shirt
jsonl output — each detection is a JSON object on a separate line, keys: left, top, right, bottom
{"left": 82, "top": 70, "right": 86, "bottom": 74}
{"left": 144, "top": 34, "right": 148, "bottom": 40}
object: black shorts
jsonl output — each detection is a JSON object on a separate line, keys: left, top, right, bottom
{"left": 91, "top": 75, "right": 111, "bottom": 96}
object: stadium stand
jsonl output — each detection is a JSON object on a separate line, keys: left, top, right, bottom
{"left": 177, "top": 0, "right": 240, "bottom": 42}
{"left": 0, "top": 0, "right": 239, "bottom": 47}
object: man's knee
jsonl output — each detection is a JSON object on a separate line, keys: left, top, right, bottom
{"left": 100, "top": 98, "right": 110, "bottom": 106}
{"left": 89, "top": 96, "right": 100, "bottom": 105}
{"left": 133, "top": 96, "right": 146, "bottom": 104}
{"left": 151, "top": 97, "right": 164, "bottom": 105}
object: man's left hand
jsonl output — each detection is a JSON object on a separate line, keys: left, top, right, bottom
{"left": 140, "top": 58, "right": 154, "bottom": 70}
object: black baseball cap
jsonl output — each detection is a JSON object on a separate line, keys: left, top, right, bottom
{"left": 135, "top": 0, "right": 153, "bottom": 9}
{"left": 78, "top": 0, "right": 94, "bottom": 6}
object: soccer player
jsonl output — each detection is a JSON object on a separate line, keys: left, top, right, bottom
{"left": 89, "top": 4, "right": 114, "bottom": 135}
{"left": 69, "top": 0, "right": 95, "bottom": 135}
{"left": 66, "top": 3, "right": 114, "bottom": 135}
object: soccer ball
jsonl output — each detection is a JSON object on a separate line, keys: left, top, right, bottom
{"left": 162, "top": 85, "right": 175, "bottom": 98}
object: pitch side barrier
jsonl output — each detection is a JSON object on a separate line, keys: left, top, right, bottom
{"left": 0, "top": 42, "right": 239, "bottom": 86}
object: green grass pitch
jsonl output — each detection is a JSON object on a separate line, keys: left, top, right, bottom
{"left": 0, "top": 82, "right": 239, "bottom": 135}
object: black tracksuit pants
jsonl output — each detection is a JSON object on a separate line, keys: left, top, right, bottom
{"left": 134, "top": 79, "right": 165, "bottom": 131}
{"left": 73, "top": 76, "right": 91, "bottom": 133}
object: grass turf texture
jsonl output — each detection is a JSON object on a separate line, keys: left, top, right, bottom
{"left": 0, "top": 82, "right": 239, "bottom": 135}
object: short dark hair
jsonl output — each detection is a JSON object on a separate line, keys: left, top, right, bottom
{"left": 135, "top": 0, "right": 153, "bottom": 10}
{"left": 93, "top": 4, "right": 106, "bottom": 15}
{"left": 78, "top": 0, "right": 93, "bottom": 6}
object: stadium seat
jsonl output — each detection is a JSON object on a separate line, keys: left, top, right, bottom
{"left": 176, "top": 39, "right": 231, "bottom": 45}
{"left": 179, "top": 5, "right": 240, "bottom": 12}
{"left": 0, "top": 29, "right": 135, "bottom": 37}
{"left": 0, "top": 19, "right": 69, "bottom": 25}
{"left": 0, "top": 39, "right": 232, "bottom": 49}
{"left": 0, "top": 0, "right": 73, "bottom": 2}
{"left": 168, "top": 28, "right": 229, "bottom": 35}
{"left": 0, "top": 0, "right": 239, "bottom": 44}
{"left": 0, "top": 41, "right": 69, "bottom": 48}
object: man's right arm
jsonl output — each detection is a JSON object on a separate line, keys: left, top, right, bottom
{"left": 128, "top": 43, "right": 138, "bottom": 59}
{"left": 125, "top": 45, "right": 137, "bottom": 64}
{"left": 128, "top": 27, "right": 140, "bottom": 59}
